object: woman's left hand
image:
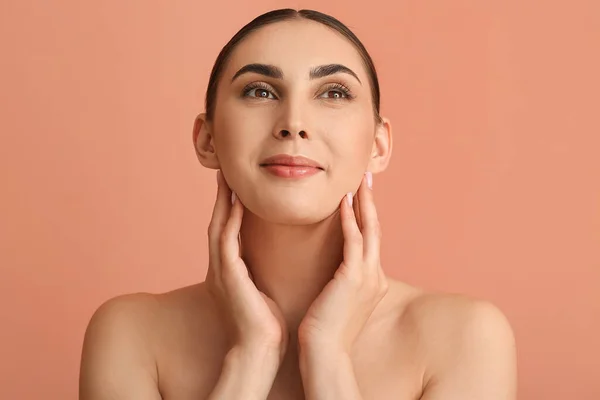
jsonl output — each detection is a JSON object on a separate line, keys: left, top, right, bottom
{"left": 298, "top": 172, "right": 389, "bottom": 354}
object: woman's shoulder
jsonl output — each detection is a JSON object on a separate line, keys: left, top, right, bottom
{"left": 386, "top": 279, "right": 516, "bottom": 391}
{"left": 85, "top": 283, "right": 208, "bottom": 323}
{"left": 80, "top": 283, "right": 225, "bottom": 397}
{"left": 409, "top": 287, "right": 512, "bottom": 340}
{"left": 386, "top": 279, "right": 514, "bottom": 343}
{"left": 84, "top": 282, "right": 220, "bottom": 340}
{"left": 82, "top": 283, "right": 224, "bottom": 359}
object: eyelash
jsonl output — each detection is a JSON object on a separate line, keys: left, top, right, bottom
{"left": 324, "top": 83, "right": 354, "bottom": 100}
{"left": 241, "top": 82, "right": 355, "bottom": 100}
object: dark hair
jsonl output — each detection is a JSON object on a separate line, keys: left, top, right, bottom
{"left": 204, "top": 8, "right": 382, "bottom": 123}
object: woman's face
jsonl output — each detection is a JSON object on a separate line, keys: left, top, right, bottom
{"left": 197, "top": 19, "right": 391, "bottom": 224}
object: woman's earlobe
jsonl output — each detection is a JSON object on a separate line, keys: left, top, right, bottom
{"left": 193, "top": 113, "right": 220, "bottom": 169}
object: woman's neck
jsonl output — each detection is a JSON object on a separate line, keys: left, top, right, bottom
{"left": 239, "top": 209, "right": 344, "bottom": 332}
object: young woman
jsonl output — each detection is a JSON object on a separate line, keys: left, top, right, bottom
{"left": 79, "top": 9, "right": 517, "bottom": 400}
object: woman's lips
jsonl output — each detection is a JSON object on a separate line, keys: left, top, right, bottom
{"left": 261, "top": 164, "right": 322, "bottom": 178}
{"left": 259, "top": 154, "right": 324, "bottom": 179}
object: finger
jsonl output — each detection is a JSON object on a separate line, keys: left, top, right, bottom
{"left": 352, "top": 187, "right": 362, "bottom": 232}
{"left": 208, "top": 170, "right": 232, "bottom": 267}
{"left": 220, "top": 190, "right": 244, "bottom": 266}
{"left": 357, "top": 172, "right": 381, "bottom": 267}
{"left": 340, "top": 192, "right": 363, "bottom": 267}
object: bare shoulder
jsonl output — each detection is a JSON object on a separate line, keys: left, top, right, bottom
{"left": 405, "top": 289, "right": 515, "bottom": 343}
{"left": 396, "top": 284, "right": 517, "bottom": 399}
{"left": 79, "top": 291, "right": 164, "bottom": 399}
{"left": 81, "top": 283, "right": 219, "bottom": 360}
{"left": 80, "top": 283, "right": 219, "bottom": 399}
{"left": 83, "top": 290, "right": 163, "bottom": 334}
{"left": 81, "top": 284, "right": 202, "bottom": 351}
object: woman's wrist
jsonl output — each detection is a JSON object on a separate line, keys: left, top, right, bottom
{"left": 299, "top": 340, "right": 345, "bottom": 364}
{"left": 208, "top": 345, "right": 281, "bottom": 400}
{"left": 226, "top": 344, "right": 281, "bottom": 369}
{"left": 299, "top": 344, "right": 362, "bottom": 400}
{"left": 299, "top": 343, "right": 348, "bottom": 378}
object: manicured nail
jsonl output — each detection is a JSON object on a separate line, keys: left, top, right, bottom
{"left": 346, "top": 192, "right": 353, "bottom": 207}
{"left": 231, "top": 191, "right": 236, "bottom": 205}
{"left": 365, "top": 171, "right": 373, "bottom": 189}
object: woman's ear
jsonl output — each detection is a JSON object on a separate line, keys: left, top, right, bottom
{"left": 192, "top": 113, "right": 220, "bottom": 169}
{"left": 367, "top": 117, "right": 393, "bottom": 173}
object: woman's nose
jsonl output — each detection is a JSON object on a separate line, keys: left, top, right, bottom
{"left": 276, "top": 129, "right": 309, "bottom": 139}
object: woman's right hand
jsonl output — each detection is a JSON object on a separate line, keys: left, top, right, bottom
{"left": 206, "top": 170, "right": 288, "bottom": 359}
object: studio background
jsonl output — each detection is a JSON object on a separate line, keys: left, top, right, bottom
{"left": 1, "top": 1, "right": 598, "bottom": 399}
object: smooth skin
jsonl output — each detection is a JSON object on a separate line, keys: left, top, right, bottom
{"left": 79, "top": 18, "right": 517, "bottom": 400}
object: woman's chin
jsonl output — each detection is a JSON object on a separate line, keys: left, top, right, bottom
{"left": 250, "top": 201, "right": 338, "bottom": 226}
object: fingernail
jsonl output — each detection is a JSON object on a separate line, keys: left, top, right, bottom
{"left": 231, "top": 191, "right": 236, "bottom": 205}
{"left": 365, "top": 171, "right": 373, "bottom": 189}
{"left": 216, "top": 170, "right": 221, "bottom": 185}
{"left": 346, "top": 192, "right": 353, "bottom": 207}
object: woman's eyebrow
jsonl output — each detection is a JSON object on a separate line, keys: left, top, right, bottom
{"left": 231, "top": 64, "right": 283, "bottom": 82}
{"left": 230, "top": 63, "right": 362, "bottom": 85}
{"left": 310, "top": 64, "right": 362, "bottom": 85}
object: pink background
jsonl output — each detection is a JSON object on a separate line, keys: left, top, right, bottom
{"left": 1, "top": 1, "right": 598, "bottom": 398}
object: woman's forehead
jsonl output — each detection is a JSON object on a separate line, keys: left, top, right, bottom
{"left": 224, "top": 20, "right": 367, "bottom": 81}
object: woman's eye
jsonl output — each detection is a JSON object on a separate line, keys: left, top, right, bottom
{"left": 321, "top": 90, "right": 346, "bottom": 99}
{"left": 245, "top": 87, "right": 276, "bottom": 99}
{"left": 318, "top": 85, "right": 352, "bottom": 100}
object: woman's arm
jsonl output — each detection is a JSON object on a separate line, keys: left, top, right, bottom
{"left": 299, "top": 345, "right": 363, "bottom": 400}
{"left": 207, "top": 346, "right": 281, "bottom": 400}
